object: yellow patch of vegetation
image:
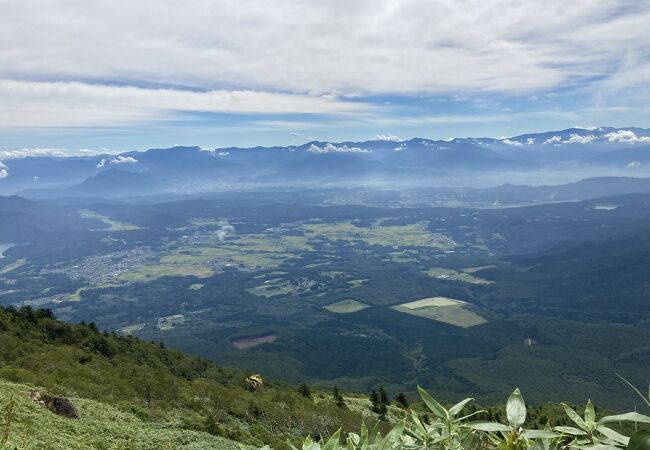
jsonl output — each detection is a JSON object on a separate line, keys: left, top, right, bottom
{"left": 424, "top": 267, "right": 492, "bottom": 285}
{"left": 79, "top": 209, "right": 140, "bottom": 231}
{"left": 301, "top": 221, "right": 455, "bottom": 249}
{"left": 392, "top": 296, "right": 487, "bottom": 328}
{"left": 0, "top": 258, "right": 26, "bottom": 275}
{"left": 324, "top": 299, "right": 370, "bottom": 314}
{"left": 462, "top": 265, "right": 496, "bottom": 273}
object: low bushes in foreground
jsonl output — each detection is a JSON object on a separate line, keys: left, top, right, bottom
{"left": 289, "top": 386, "right": 650, "bottom": 450}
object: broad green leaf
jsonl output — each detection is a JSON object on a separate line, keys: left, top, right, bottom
{"left": 466, "top": 421, "right": 511, "bottom": 432}
{"left": 410, "top": 410, "right": 427, "bottom": 436}
{"left": 455, "top": 410, "right": 485, "bottom": 423}
{"left": 553, "top": 426, "right": 587, "bottom": 436}
{"left": 597, "top": 425, "right": 629, "bottom": 445}
{"left": 561, "top": 403, "right": 588, "bottom": 430}
{"left": 378, "top": 422, "right": 404, "bottom": 450}
{"left": 322, "top": 429, "right": 341, "bottom": 450}
{"left": 628, "top": 430, "right": 650, "bottom": 450}
{"left": 585, "top": 399, "right": 596, "bottom": 425}
{"left": 521, "top": 429, "right": 559, "bottom": 439}
{"left": 506, "top": 388, "right": 526, "bottom": 429}
{"left": 417, "top": 386, "right": 448, "bottom": 420}
{"left": 449, "top": 397, "right": 474, "bottom": 417}
{"left": 599, "top": 412, "right": 650, "bottom": 424}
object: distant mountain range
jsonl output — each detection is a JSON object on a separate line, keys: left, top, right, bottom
{"left": 1, "top": 126, "right": 649, "bottom": 197}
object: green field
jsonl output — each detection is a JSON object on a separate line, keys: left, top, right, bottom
{"left": 424, "top": 267, "right": 492, "bottom": 284}
{"left": 462, "top": 265, "right": 496, "bottom": 273}
{"left": 301, "top": 221, "right": 455, "bottom": 249}
{"left": 324, "top": 299, "right": 370, "bottom": 313}
{"left": 0, "top": 258, "right": 27, "bottom": 275}
{"left": 246, "top": 278, "right": 298, "bottom": 297}
{"left": 391, "top": 297, "right": 487, "bottom": 328}
{"left": 78, "top": 209, "right": 140, "bottom": 231}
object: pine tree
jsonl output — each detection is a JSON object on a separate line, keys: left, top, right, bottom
{"left": 369, "top": 389, "right": 380, "bottom": 413}
{"left": 378, "top": 385, "right": 390, "bottom": 406}
{"left": 395, "top": 392, "right": 408, "bottom": 408}
{"left": 298, "top": 383, "right": 311, "bottom": 398}
{"left": 333, "top": 386, "right": 345, "bottom": 407}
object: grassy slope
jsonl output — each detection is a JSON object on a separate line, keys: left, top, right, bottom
{"left": 0, "top": 380, "right": 241, "bottom": 450}
{"left": 0, "top": 306, "right": 376, "bottom": 449}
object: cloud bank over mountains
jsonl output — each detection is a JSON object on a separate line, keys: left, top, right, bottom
{"left": 0, "top": 0, "right": 649, "bottom": 148}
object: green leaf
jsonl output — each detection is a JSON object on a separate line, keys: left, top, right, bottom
{"left": 553, "top": 426, "right": 587, "bottom": 436}
{"left": 378, "top": 422, "right": 404, "bottom": 450}
{"left": 466, "top": 422, "right": 512, "bottom": 432}
{"left": 520, "top": 429, "right": 559, "bottom": 439}
{"left": 449, "top": 397, "right": 473, "bottom": 417}
{"left": 521, "top": 430, "right": 560, "bottom": 439}
{"left": 596, "top": 425, "right": 629, "bottom": 445}
{"left": 417, "top": 386, "right": 448, "bottom": 420}
{"left": 628, "top": 430, "right": 650, "bottom": 450}
{"left": 599, "top": 412, "right": 650, "bottom": 424}
{"left": 322, "top": 429, "right": 341, "bottom": 450}
{"left": 585, "top": 399, "right": 596, "bottom": 425}
{"left": 506, "top": 388, "right": 526, "bottom": 429}
{"left": 410, "top": 410, "right": 427, "bottom": 436}
{"left": 561, "top": 403, "right": 588, "bottom": 430}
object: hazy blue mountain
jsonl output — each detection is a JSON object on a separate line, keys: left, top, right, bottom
{"left": 2, "top": 126, "right": 650, "bottom": 197}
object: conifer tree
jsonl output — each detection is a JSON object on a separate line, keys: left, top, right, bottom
{"left": 395, "top": 392, "right": 408, "bottom": 408}
{"left": 333, "top": 386, "right": 345, "bottom": 407}
{"left": 369, "top": 389, "right": 379, "bottom": 413}
{"left": 378, "top": 385, "right": 390, "bottom": 406}
{"left": 298, "top": 383, "right": 311, "bottom": 398}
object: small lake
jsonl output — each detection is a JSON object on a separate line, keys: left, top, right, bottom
{"left": 0, "top": 243, "right": 15, "bottom": 259}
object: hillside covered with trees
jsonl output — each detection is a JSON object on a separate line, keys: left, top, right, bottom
{"left": 1, "top": 305, "right": 650, "bottom": 449}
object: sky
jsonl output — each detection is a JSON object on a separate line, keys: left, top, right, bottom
{"left": 1, "top": 0, "right": 650, "bottom": 154}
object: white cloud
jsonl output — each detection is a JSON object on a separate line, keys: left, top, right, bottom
{"left": 0, "top": 79, "right": 370, "bottom": 129}
{"left": 543, "top": 136, "right": 562, "bottom": 144}
{"left": 0, "top": 148, "right": 67, "bottom": 160}
{"left": 308, "top": 143, "right": 369, "bottom": 153}
{"left": 565, "top": 134, "right": 596, "bottom": 144}
{"left": 526, "top": 138, "right": 535, "bottom": 145}
{"left": 110, "top": 155, "right": 138, "bottom": 164}
{"left": 605, "top": 130, "right": 650, "bottom": 144}
{"left": 1, "top": 1, "right": 648, "bottom": 98}
{"left": 0, "top": 161, "right": 7, "bottom": 179}
{"left": 97, "top": 155, "right": 138, "bottom": 168}
{"left": 376, "top": 134, "right": 401, "bottom": 142}
{"left": 79, "top": 148, "right": 123, "bottom": 156}
{"left": 628, "top": 161, "right": 642, "bottom": 168}
{"left": 501, "top": 139, "right": 523, "bottom": 146}
{"left": 216, "top": 224, "right": 234, "bottom": 241}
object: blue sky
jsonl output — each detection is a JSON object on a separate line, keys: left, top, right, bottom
{"left": 1, "top": 0, "right": 649, "bottom": 154}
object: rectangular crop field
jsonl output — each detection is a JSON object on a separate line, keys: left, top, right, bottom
{"left": 391, "top": 297, "right": 487, "bottom": 328}
{"left": 324, "top": 299, "right": 370, "bottom": 313}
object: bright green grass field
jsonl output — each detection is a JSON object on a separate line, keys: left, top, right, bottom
{"left": 391, "top": 297, "right": 487, "bottom": 328}
{"left": 0, "top": 380, "right": 242, "bottom": 450}
{"left": 323, "top": 299, "right": 370, "bottom": 313}
{"left": 424, "top": 267, "right": 492, "bottom": 285}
